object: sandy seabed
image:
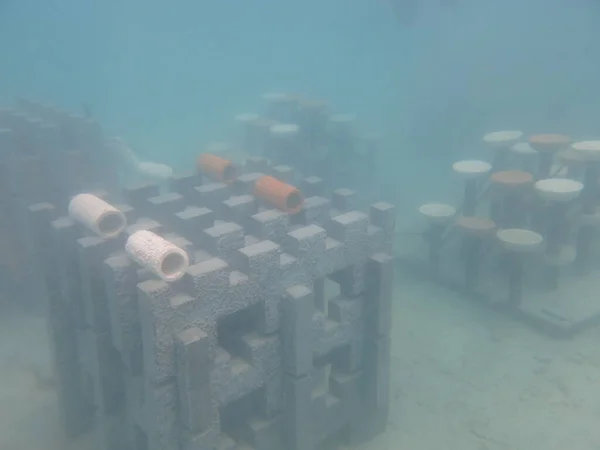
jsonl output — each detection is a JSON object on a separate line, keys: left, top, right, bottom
{"left": 1, "top": 269, "right": 599, "bottom": 450}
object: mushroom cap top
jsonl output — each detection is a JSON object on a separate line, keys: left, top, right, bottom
{"left": 528, "top": 134, "right": 571, "bottom": 152}
{"left": 418, "top": 203, "right": 456, "bottom": 224}
{"left": 497, "top": 228, "right": 544, "bottom": 253}
{"left": 571, "top": 140, "right": 600, "bottom": 161}
{"left": 558, "top": 148, "right": 586, "bottom": 164}
{"left": 511, "top": 142, "right": 537, "bottom": 155}
{"left": 490, "top": 170, "right": 534, "bottom": 188}
{"left": 483, "top": 130, "right": 523, "bottom": 148}
{"left": 456, "top": 216, "right": 496, "bottom": 237}
{"left": 535, "top": 178, "right": 584, "bottom": 202}
{"left": 452, "top": 160, "right": 492, "bottom": 179}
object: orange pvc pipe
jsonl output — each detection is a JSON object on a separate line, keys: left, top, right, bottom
{"left": 254, "top": 175, "right": 304, "bottom": 214}
{"left": 197, "top": 153, "right": 237, "bottom": 184}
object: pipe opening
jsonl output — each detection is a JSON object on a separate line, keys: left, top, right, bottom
{"left": 161, "top": 252, "right": 186, "bottom": 277}
{"left": 97, "top": 212, "right": 125, "bottom": 237}
{"left": 286, "top": 191, "right": 303, "bottom": 210}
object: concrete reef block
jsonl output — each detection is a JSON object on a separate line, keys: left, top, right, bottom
{"left": 193, "top": 182, "right": 231, "bottom": 214}
{"left": 370, "top": 202, "right": 395, "bottom": 252}
{"left": 283, "top": 225, "right": 327, "bottom": 278}
{"left": 271, "top": 164, "right": 295, "bottom": 184}
{"left": 235, "top": 172, "right": 264, "bottom": 195}
{"left": 366, "top": 253, "right": 394, "bottom": 337}
{"left": 248, "top": 209, "right": 289, "bottom": 243}
{"left": 332, "top": 188, "right": 356, "bottom": 213}
{"left": 77, "top": 235, "right": 123, "bottom": 331}
{"left": 144, "top": 192, "right": 186, "bottom": 224}
{"left": 283, "top": 374, "right": 313, "bottom": 450}
{"left": 172, "top": 206, "right": 215, "bottom": 244}
{"left": 345, "top": 336, "right": 391, "bottom": 445}
{"left": 103, "top": 253, "right": 143, "bottom": 374}
{"left": 293, "top": 196, "right": 331, "bottom": 227}
{"left": 245, "top": 156, "right": 270, "bottom": 173}
{"left": 169, "top": 172, "right": 203, "bottom": 199}
{"left": 32, "top": 123, "right": 395, "bottom": 450}
{"left": 176, "top": 327, "right": 217, "bottom": 435}
{"left": 282, "top": 285, "right": 314, "bottom": 376}
{"left": 222, "top": 194, "right": 258, "bottom": 225}
{"left": 299, "top": 176, "right": 324, "bottom": 197}
{"left": 327, "top": 211, "right": 369, "bottom": 264}
{"left": 123, "top": 184, "right": 161, "bottom": 212}
{"left": 202, "top": 222, "right": 246, "bottom": 262}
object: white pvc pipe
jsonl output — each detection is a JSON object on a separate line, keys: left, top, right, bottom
{"left": 137, "top": 161, "right": 174, "bottom": 181}
{"left": 68, "top": 193, "right": 127, "bottom": 239}
{"left": 125, "top": 230, "right": 190, "bottom": 282}
{"left": 109, "top": 136, "right": 141, "bottom": 169}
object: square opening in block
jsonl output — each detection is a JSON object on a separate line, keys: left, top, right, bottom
{"left": 314, "top": 277, "right": 340, "bottom": 316}
{"left": 315, "top": 341, "right": 361, "bottom": 377}
{"left": 217, "top": 303, "right": 260, "bottom": 360}
{"left": 220, "top": 388, "right": 262, "bottom": 442}
{"left": 133, "top": 423, "right": 148, "bottom": 450}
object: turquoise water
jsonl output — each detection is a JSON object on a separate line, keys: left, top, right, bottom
{"left": 2, "top": 1, "right": 600, "bottom": 449}
{"left": 3, "top": 0, "right": 598, "bottom": 174}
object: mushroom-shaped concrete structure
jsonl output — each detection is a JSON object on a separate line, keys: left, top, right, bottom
{"left": 571, "top": 140, "right": 600, "bottom": 211}
{"left": 535, "top": 178, "right": 583, "bottom": 203}
{"left": 570, "top": 141, "right": 600, "bottom": 272}
{"left": 528, "top": 134, "right": 571, "bottom": 179}
{"left": 484, "top": 130, "right": 523, "bottom": 148}
{"left": 453, "top": 159, "right": 492, "bottom": 180}
{"left": 556, "top": 148, "right": 585, "bottom": 179}
{"left": 484, "top": 130, "right": 524, "bottom": 171}
{"left": 452, "top": 160, "right": 492, "bottom": 216}
{"left": 534, "top": 178, "right": 583, "bottom": 250}
{"left": 497, "top": 228, "right": 544, "bottom": 307}
{"left": 418, "top": 203, "right": 457, "bottom": 274}
{"left": 535, "top": 178, "right": 583, "bottom": 286}
{"left": 456, "top": 216, "right": 496, "bottom": 289}
{"left": 511, "top": 142, "right": 538, "bottom": 172}
{"left": 489, "top": 170, "right": 534, "bottom": 227}
{"left": 570, "top": 140, "right": 600, "bottom": 162}
{"left": 418, "top": 203, "right": 457, "bottom": 224}
{"left": 511, "top": 142, "right": 537, "bottom": 156}
{"left": 576, "top": 205, "right": 600, "bottom": 274}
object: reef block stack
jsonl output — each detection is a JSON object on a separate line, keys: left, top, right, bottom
{"left": 0, "top": 100, "right": 118, "bottom": 310}
{"left": 233, "top": 94, "right": 381, "bottom": 197}
{"left": 402, "top": 131, "right": 600, "bottom": 338}
{"left": 32, "top": 156, "right": 395, "bottom": 450}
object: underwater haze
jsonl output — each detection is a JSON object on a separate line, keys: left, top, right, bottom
{"left": 2, "top": 0, "right": 600, "bottom": 449}
{"left": 2, "top": 0, "right": 599, "bottom": 172}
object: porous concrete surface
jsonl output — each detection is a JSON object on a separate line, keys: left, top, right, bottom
{"left": 2, "top": 271, "right": 600, "bottom": 450}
